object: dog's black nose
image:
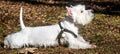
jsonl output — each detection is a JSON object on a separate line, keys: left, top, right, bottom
{"left": 88, "top": 9, "right": 94, "bottom": 13}
{"left": 91, "top": 10, "right": 94, "bottom": 13}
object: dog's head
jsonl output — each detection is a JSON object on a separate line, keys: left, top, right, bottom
{"left": 66, "top": 4, "right": 94, "bottom": 25}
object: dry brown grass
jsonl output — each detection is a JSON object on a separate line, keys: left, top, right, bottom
{"left": 0, "top": 0, "right": 120, "bottom": 54}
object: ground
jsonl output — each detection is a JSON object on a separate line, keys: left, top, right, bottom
{"left": 0, "top": 0, "right": 120, "bottom": 54}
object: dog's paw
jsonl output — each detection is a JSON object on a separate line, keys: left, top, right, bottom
{"left": 90, "top": 44, "right": 97, "bottom": 48}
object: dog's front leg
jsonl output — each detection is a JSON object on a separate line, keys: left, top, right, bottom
{"left": 65, "top": 34, "right": 95, "bottom": 49}
{"left": 77, "top": 35, "right": 86, "bottom": 42}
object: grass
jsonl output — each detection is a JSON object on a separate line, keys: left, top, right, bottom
{"left": 0, "top": 0, "right": 120, "bottom": 54}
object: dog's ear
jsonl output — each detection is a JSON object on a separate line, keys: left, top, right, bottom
{"left": 66, "top": 6, "right": 72, "bottom": 16}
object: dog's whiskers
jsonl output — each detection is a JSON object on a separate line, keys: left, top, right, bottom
{"left": 4, "top": 4, "right": 96, "bottom": 49}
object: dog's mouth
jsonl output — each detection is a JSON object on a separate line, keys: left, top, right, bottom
{"left": 89, "top": 11, "right": 94, "bottom": 19}
{"left": 89, "top": 9, "right": 94, "bottom": 18}
{"left": 91, "top": 13, "right": 94, "bottom": 19}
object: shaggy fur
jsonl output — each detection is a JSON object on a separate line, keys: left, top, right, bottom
{"left": 4, "top": 4, "right": 96, "bottom": 49}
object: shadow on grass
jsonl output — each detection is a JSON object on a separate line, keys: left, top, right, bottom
{"left": 6, "top": 0, "right": 120, "bottom": 16}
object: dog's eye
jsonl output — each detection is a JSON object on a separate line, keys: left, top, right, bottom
{"left": 81, "top": 10, "right": 83, "bottom": 13}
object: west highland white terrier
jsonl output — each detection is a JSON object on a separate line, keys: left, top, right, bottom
{"left": 4, "top": 4, "right": 96, "bottom": 49}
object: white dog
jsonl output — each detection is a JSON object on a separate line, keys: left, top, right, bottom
{"left": 4, "top": 4, "right": 96, "bottom": 49}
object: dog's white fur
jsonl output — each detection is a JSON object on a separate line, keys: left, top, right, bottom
{"left": 4, "top": 4, "right": 96, "bottom": 49}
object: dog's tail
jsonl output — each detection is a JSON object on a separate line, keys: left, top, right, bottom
{"left": 20, "top": 7, "right": 25, "bottom": 29}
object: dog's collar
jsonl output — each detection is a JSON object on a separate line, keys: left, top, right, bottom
{"left": 57, "top": 22, "right": 77, "bottom": 45}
